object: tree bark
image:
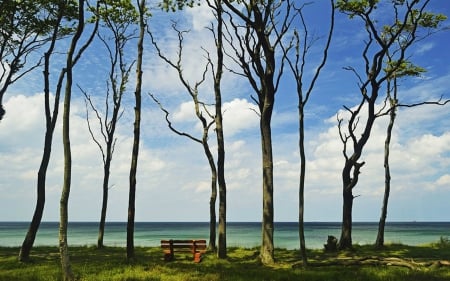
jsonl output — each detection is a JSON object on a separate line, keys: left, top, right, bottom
{"left": 298, "top": 104, "right": 307, "bottom": 265}
{"left": 127, "top": 0, "right": 145, "bottom": 260}
{"left": 212, "top": 0, "right": 227, "bottom": 260}
{"left": 59, "top": 0, "right": 85, "bottom": 279}
{"left": 203, "top": 136, "right": 217, "bottom": 252}
{"left": 260, "top": 97, "right": 275, "bottom": 264}
{"left": 98, "top": 159, "right": 110, "bottom": 248}
{"left": 376, "top": 79, "right": 396, "bottom": 248}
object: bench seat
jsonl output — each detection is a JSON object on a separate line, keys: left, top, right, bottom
{"left": 161, "top": 239, "right": 207, "bottom": 263}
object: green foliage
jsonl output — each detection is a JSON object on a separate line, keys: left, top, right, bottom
{"left": 90, "top": 0, "right": 139, "bottom": 25}
{"left": 384, "top": 59, "right": 426, "bottom": 78}
{"left": 336, "top": 0, "right": 380, "bottom": 18}
{"left": 0, "top": 0, "right": 78, "bottom": 39}
{"left": 159, "top": 0, "right": 201, "bottom": 12}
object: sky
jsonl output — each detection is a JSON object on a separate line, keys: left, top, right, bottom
{"left": 1, "top": 1, "right": 449, "bottom": 223}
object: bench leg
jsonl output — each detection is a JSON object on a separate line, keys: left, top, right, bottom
{"left": 193, "top": 252, "right": 202, "bottom": 263}
{"left": 164, "top": 251, "right": 174, "bottom": 261}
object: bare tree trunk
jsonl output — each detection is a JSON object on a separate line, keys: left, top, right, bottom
{"left": 18, "top": 1, "right": 67, "bottom": 262}
{"left": 211, "top": 0, "right": 227, "bottom": 259}
{"left": 201, "top": 137, "right": 217, "bottom": 252}
{"left": 127, "top": 0, "right": 145, "bottom": 260}
{"left": 375, "top": 111, "right": 394, "bottom": 248}
{"left": 260, "top": 101, "right": 275, "bottom": 264}
{"left": 59, "top": 1, "right": 85, "bottom": 278}
{"left": 298, "top": 105, "right": 307, "bottom": 265}
{"left": 376, "top": 76, "right": 397, "bottom": 248}
{"left": 98, "top": 160, "right": 110, "bottom": 248}
{"left": 339, "top": 181, "right": 354, "bottom": 249}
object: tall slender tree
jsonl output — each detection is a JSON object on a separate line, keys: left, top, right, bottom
{"left": 375, "top": 59, "right": 450, "bottom": 247}
{"left": 280, "top": 1, "right": 334, "bottom": 266}
{"left": 148, "top": 23, "right": 217, "bottom": 251}
{"left": 60, "top": 0, "right": 86, "bottom": 279}
{"left": 207, "top": 0, "right": 227, "bottom": 259}
{"left": 222, "top": 0, "right": 292, "bottom": 264}
{"left": 336, "top": 0, "right": 447, "bottom": 250}
{"left": 18, "top": 0, "right": 77, "bottom": 262}
{"left": 19, "top": 0, "right": 99, "bottom": 263}
{"left": 127, "top": 0, "right": 146, "bottom": 260}
{"left": 159, "top": 0, "right": 227, "bottom": 258}
{"left": 83, "top": 0, "right": 138, "bottom": 249}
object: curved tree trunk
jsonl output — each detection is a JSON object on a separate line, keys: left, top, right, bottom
{"left": 18, "top": 2, "right": 65, "bottom": 262}
{"left": 19, "top": 135, "right": 51, "bottom": 261}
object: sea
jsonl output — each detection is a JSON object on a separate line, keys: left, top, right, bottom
{"left": 1, "top": 221, "right": 449, "bottom": 250}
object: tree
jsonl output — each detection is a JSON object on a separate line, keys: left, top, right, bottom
{"left": 222, "top": 0, "right": 292, "bottom": 264}
{"left": 149, "top": 23, "right": 218, "bottom": 252}
{"left": 375, "top": 59, "right": 449, "bottom": 247}
{"left": 207, "top": 0, "right": 228, "bottom": 260}
{"left": 280, "top": 1, "right": 334, "bottom": 265}
{"left": 18, "top": 0, "right": 78, "bottom": 262}
{"left": 336, "top": 0, "right": 447, "bottom": 250}
{"left": 158, "top": 0, "right": 228, "bottom": 259}
{"left": 127, "top": 0, "right": 146, "bottom": 260}
{"left": 60, "top": 0, "right": 86, "bottom": 279}
{"left": 0, "top": 0, "right": 65, "bottom": 120}
{"left": 83, "top": 0, "right": 138, "bottom": 249}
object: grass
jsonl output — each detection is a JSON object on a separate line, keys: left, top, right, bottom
{"left": 1, "top": 243, "right": 450, "bottom": 281}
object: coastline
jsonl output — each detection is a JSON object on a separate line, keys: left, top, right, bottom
{"left": 1, "top": 221, "right": 449, "bottom": 249}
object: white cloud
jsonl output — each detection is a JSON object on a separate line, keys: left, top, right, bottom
{"left": 186, "top": 4, "right": 215, "bottom": 31}
{"left": 222, "top": 98, "right": 259, "bottom": 137}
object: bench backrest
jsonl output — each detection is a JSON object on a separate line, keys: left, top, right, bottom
{"left": 161, "top": 239, "right": 207, "bottom": 252}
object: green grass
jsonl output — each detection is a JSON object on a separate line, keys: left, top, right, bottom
{"left": 1, "top": 243, "right": 449, "bottom": 281}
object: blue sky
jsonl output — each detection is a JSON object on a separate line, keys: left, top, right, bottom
{"left": 0, "top": 1, "right": 449, "bottom": 223}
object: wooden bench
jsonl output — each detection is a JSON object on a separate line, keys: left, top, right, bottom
{"left": 161, "top": 239, "right": 207, "bottom": 263}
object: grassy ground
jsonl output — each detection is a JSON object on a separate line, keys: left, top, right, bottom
{"left": 1, "top": 242, "right": 450, "bottom": 281}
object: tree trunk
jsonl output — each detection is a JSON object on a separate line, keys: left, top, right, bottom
{"left": 127, "top": 0, "right": 145, "bottom": 260}
{"left": 19, "top": 136, "right": 50, "bottom": 261}
{"left": 98, "top": 159, "right": 110, "bottom": 248}
{"left": 59, "top": 1, "right": 84, "bottom": 279}
{"left": 260, "top": 100, "right": 274, "bottom": 264}
{"left": 298, "top": 105, "right": 307, "bottom": 265}
{"left": 214, "top": 0, "right": 227, "bottom": 260}
{"left": 203, "top": 140, "right": 217, "bottom": 252}
{"left": 339, "top": 182, "right": 354, "bottom": 250}
{"left": 18, "top": 2, "right": 65, "bottom": 262}
{"left": 376, "top": 82, "right": 396, "bottom": 248}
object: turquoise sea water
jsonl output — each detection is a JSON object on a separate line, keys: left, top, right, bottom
{"left": 1, "top": 222, "right": 449, "bottom": 250}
